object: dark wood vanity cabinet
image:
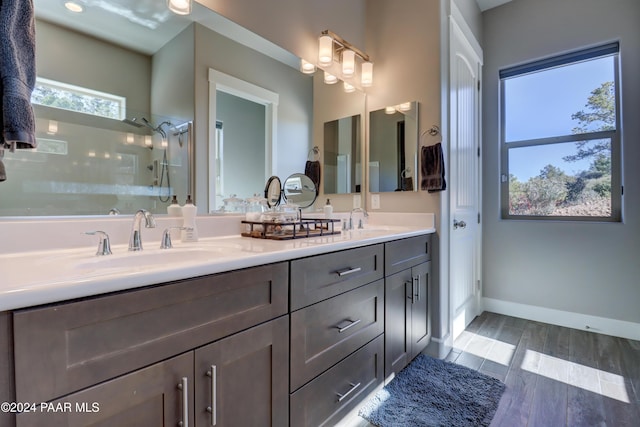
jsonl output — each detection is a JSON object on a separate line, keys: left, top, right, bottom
{"left": 13, "top": 263, "right": 289, "bottom": 427}
{"left": 6, "top": 232, "right": 433, "bottom": 427}
{"left": 384, "top": 235, "right": 432, "bottom": 380}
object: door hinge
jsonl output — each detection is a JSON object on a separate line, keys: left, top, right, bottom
{"left": 621, "top": 185, "right": 624, "bottom": 196}
{"left": 477, "top": 80, "right": 481, "bottom": 91}
{"left": 478, "top": 212, "right": 481, "bottom": 224}
{"left": 476, "top": 280, "right": 481, "bottom": 291}
{"left": 477, "top": 147, "right": 481, "bottom": 157}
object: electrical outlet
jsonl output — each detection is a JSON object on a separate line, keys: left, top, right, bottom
{"left": 371, "top": 194, "right": 380, "bottom": 209}
{"left": 353, "top": 194, "right": 361, "bottom": 209}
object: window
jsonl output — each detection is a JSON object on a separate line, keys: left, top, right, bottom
{"left": 31, "top": 77, "right": 126, "bottom": 120}
{"left": 500, "top": 43, "right": 621, "bottom": 221}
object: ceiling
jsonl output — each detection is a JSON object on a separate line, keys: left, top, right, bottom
{"left": 35, "top": 0, "right": 509, "bottom": 59}
{"left": 33, "top": 0, "right": 298, "bottom": 68}
{"left": 475, "top": 0, "right": 513, "bottom": 12}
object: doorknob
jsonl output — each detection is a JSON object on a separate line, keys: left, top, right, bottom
{"left": 453, "top": 219, "right": 467, "bottom": 229}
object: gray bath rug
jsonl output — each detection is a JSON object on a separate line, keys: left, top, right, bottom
{"left": 359, "top": 354, "right": 505, "bottom": 427}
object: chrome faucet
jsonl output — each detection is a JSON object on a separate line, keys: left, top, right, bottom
{"left": 349, "top": 208, "right": 369, "bottom": 230}
{"left": 129, "top": 209, "right": 156, "bottom": 251}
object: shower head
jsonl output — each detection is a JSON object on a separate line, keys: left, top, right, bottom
{"left": 122, "top": 118, "right": 144, "bottom": 128}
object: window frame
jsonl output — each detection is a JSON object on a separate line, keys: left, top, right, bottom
{"left": 499, "top": 43, "right": 622, "bottom": 222}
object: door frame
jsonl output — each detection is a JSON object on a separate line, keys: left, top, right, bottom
{"left": 438, "top": 1, "right": 483, "bottom": 352}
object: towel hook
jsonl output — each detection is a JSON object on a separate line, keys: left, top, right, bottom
{"left": 421, "top": 125, "right": 440, "bottom": 138}
{"left": 307, "top": 146, "right": 320, "bottom": 161}
{"left": 420, "top": 125, "right": 440, "bottom": 146}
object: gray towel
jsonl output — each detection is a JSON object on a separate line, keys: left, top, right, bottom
{"left": 1, "top": 0, "right": 37, "bottom": 181}
{"left": 421, "top": 142, "right": 446, "bottom": 193}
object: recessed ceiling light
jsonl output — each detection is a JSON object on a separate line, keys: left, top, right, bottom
{"left": 64, "top": 1, "right": 84, "bottom": 13}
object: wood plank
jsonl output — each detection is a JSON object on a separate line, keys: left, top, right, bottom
{"left": 527, "top": 325, "right": 569, "bottom": 427}
{"left": 567, "top": 329, "right": 607, "bottom": 427}
{"left": 490, "top": 321, "right": 549, "bottom": 427}
{"left": 594, "top": 334, "right": 640, "bottom": 426}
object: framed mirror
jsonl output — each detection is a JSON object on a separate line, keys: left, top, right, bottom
{"left": 369, "top": 101, "right": 419, "bottom": 192}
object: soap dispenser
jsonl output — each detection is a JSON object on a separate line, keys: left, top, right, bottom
{"left": 167, "top": 195, "right": 182, "bottom": 217}
{"left": 323, "top": 198, "right": 333, "bottom": 219}
{"left": 181, "top": 195, "right": 199, "bottom": 242}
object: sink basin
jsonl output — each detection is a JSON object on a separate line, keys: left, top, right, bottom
{"left": 74, "top": 246, "right": 240, "bottom": 271}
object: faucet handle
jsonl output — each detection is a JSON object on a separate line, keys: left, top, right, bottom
{"left": 160, "top": 227, "right": 192, "bottom": 249}
{"left": 85, "top": 231, "right": 112, "bottom": 256}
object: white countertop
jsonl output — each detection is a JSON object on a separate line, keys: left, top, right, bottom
{"left": 0, "top": 214, "right": 435, "bottom": 312}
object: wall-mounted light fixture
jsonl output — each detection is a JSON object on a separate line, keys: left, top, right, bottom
{"left": 47, "top": 120, "right": 58, "bottom": 135}
{"left": 300, "top": 59, "right": 316, "bottom": 74}
{"left": 64, "top": 1, "right": 84, "bottom": 13}
{"left": 301, "top": 30, "right": 373, "bottom": 92}
{"left": 167, "top": 0, "right": 192, "bottom": 15}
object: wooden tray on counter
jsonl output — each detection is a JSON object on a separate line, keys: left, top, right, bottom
{"left": 241, "top": 218, "right": 341, "bottom": 240}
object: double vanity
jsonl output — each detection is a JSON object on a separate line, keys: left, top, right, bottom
{"left": 0, "top": 214, "right": 434, "bottom": 426}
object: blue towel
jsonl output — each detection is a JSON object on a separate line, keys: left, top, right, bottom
{"left": 0, "top": 0, "right": 37, "bottom": 181}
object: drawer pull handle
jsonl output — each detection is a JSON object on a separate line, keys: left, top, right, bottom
{"left": 336, "top": 318, "right": 362, "bottom": 333}
{"left": 206, "top": 365, "right": 217, "bottom": 426}
{"left": 336, "top": 267, "right": 362, "bottom": 277}
{"left": 336, "top": 382, "right": 361, "bottom": 402}
{"left": 177, "top": 377, "right": 189, "bottom": 427}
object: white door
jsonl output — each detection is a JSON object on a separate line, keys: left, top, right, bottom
{"left": 449, "top": 10, "right": 483, "bottom": 340}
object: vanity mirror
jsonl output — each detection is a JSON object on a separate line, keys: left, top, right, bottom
{"left": 2, "top": 0, "right": 328, "bottom": 218}
{"left": 369, "top": 101, "right": 419, "bottom": 192}
{"left": 263, "top": 173, "right": 318, "bottom": 209}
{"left": 314, "top": 73, "right": 365, "bottom": 197}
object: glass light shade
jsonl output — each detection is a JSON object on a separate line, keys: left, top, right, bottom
{"left": 167, "top": 0, "right": 192, "bottom": 15}
{"left": 342, "top": 50, "right": 356, "bottom": 77}
{"left": 318, "top": 35, "right": 333, "bottom": 66}
{"left": 385, "top": 106, "right": 396, "bottom": 114}
{"left": 47, "top": 120, "right": 58, "bottom": 135}
{"left": 324, "top": 71, "right": 338, "bottom": 84}
{"left": 361, "top": 61, "right": 373, "bottom": 87}
{"left": 300, "top": 59, "right": 316, "bottom": 74}
{"left": 64, "top": 1, "right": 84, "bottom": 13}
{"left": 144, "top": 135, "right": 153, "bottom": 148}
{"left": 126, "top": 133, "right": 134, "bottom": 144}
{"left": 343, "top": 81, "right": 355, "bottom": 93}
{"left": 398, "top": 102, "right": 412, "bottom": 111}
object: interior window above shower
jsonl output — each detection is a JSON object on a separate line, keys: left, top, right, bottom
{"left": 31, "top": 77, "right": 126, "bottom": 121}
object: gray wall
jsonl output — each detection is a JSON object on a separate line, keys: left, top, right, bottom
{"left": 482, "top": 0, "right": 640, "bottom": 324}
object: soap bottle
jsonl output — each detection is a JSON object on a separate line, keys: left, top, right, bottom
{"left": 323, "top": 198, "right": 333, "bottom": 219}
{"left": 181, "top": 195, "right": 199, "bottom": 242}
{"left": 167, "top": 195, "right": 182, "bottom": 217}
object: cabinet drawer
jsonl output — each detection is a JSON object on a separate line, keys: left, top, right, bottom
{"left": 385, "top": 234, "right": 431, "bottom": 276}
{"left": 290, "top": 280, "right": 384, "bottom": 391}
{"left": 13, "top": 262, "right": 288, "bottom": 403}
{"left": 291, "top": 244, "right": 383, "bottom": 310}
{"left": 290, "top": 335, "right": 384, "bottom": 427}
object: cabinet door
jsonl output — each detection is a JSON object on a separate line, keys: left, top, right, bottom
{"left": 410, "top": 261, "right": 431, "bottom": 360}
{"left": 16, "top": 352, "right": 194, "bottom": 427}
{"left": 194, "top": 316, "right": 289, "bottom": 427}
{"left": 384, "top": 269, "right": 412, "bottom": 380}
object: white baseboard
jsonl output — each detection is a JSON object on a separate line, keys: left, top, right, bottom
{"left": 482, "top": 297, "right": 640, "bottom": 342}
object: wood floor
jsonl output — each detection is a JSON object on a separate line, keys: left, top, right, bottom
{"left": 350, "top": 311, "right": 640, "bottom": 427}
